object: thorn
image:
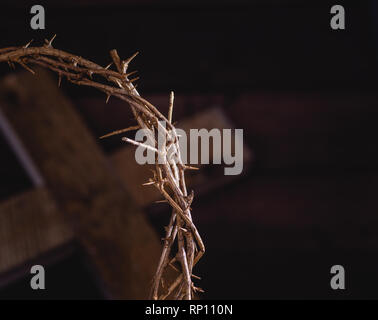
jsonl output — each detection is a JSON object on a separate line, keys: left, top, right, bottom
{"left": 105, "top": 62, "right": 113, "bottom": 70}
{"left": 168, "top": 91, "right": 174, "bottom": 123}
{"left": 123, "top": 51, "right": 139, "bottom": 66}
{"left": 115, "top": 79, "right": 123, "bottom": 88}
{"left": 155, "top": 200, "right": 169, "bottom": 204}
{"left": 7, "top": 60, "right": 15, "bottom": 69}
{"left": 99, "top": 125, "right": 140, "bottom": 139}
{"left": 23, "top": 39, "right": 33, "bottom": 49}
{"left": 192, "top": 274, "right": 201, "bottom": 280}
{"left": 129, "top": 76, "right": 139, "bottom": 83}
{"left": 124, "top": 70, "right": 138, "bottom": 78}
{"left": 169, "top": 262, "right": 179, "bottom": 272}
{"left": 193, "top": 286, "right": 205, "bottom": 293}
{"left": 125, "top": 70, "right": 138, "bottom": 78}
{"left": 58, "top": 73, "right": 62, "bottom": 87}
{"left": 14, "top": 59, "right": 35, "bottom": 74}
{"left": 44, "top": 34, "right": 56, "bottom": 47}
{"left": 142, "top": 180, "right": 155, "bottom": 186}
{"left": 50, "top": 34, "right": 57, "bottom": 45}
{"left": 105, "top": 94, "right": 111, "bottom": 104}
{"left": 122, "top": 137, "right": 159, "bottom": 153}
{"left": 184, "top": 165, "right": 199, "bottom": 171}
{"left": 17, "top": 60, "right": 34, "bottom": 74}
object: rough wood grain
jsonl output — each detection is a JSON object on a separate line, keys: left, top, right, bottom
{"left": 0, "top": 69, "right": 162, "bottom": 299}
{"left": 0, "top": 187, "right": 73, "bottom": 274}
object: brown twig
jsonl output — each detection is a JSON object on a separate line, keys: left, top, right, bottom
{"left": 0, "top": 36, "right": 205, "bottom": 300}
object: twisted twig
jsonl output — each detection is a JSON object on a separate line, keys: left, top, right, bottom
{"left": 0, "top": 36, "right": 205, "bottom": 300}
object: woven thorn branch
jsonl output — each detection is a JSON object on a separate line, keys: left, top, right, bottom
{"left": 0, "top": 35, "right": 205, "bottom": 300}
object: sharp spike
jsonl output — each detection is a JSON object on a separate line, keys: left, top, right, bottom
{"left": 193, "top": 286, "right": 205, "bottom": 293}
{"left": 168, "top": 91, "right": 174, "bottom": 123}
{"left": 184, "top": 165, "right": 199, "bottom": 171}
{"left": 44, "top": 34, "right": 56, "bottom": 47}
{"left": 123, "top": 51, "right": 139, "bottom": 66}
{"left": 115, "top": 79, "right": 123, "bottom": 88}
{"left": 58, "top": 73, "right": 62, "bottom": 87}
{"left": 7, "top": 60, "right": 15, "bottom": 69}
{"left": 50, "top": 34, "right": 57, "bottom": 45}
{"left": 142, "top": 180, "right": 155, "bottom": 186}
{"left": 105, "top": 94, "right": 111, "bottom": 104}
{"left": 129, "top": 76, "right": 139, "bottom": 83}
{"left": 155, "top": 200, "right": 169, "bottom": 204}
{"left": 169, "top": 262, "right": 179, "bottom": 272}
{"left": 99, "top": 125, "right": 140, "bottom": 139}
{"left": 124, "top": 70, "right": 138, "bottom": 78}
{"left": 23, "top": 39, "right": 33, "bottom": 49}
{"left": 17, "top": 61, "right": 35, "bottom": 74}
{"left": 122, "top": 137, "right": 159, "bottom": 153}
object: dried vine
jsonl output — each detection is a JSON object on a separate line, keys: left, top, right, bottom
{"left": 0, "top": 36, "right": 205, "bottom": 300}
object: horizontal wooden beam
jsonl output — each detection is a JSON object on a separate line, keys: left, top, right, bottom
{"left": 0, "top": 187, "right": 73, "bottom": 274}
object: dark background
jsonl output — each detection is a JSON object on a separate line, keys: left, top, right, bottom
{"left": 0, "top": 0, "right": 378, "bottom": 299}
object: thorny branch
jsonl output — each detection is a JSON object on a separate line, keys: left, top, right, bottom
{"left": 0, "top": 36, "right": 205, "bottom": 300}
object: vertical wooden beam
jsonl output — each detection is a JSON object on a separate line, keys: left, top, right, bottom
{"left": 0, "top": 69, "right": 162, "bottom": 299}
